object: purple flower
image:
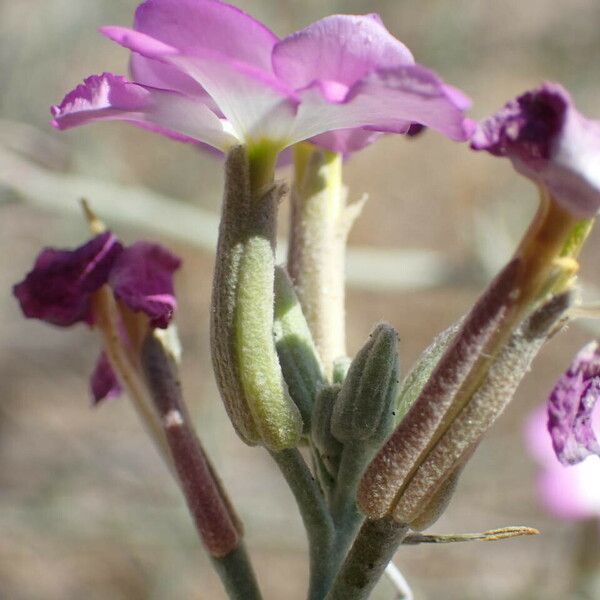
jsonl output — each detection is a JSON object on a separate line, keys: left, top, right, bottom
{"left": 13, "top": 232, "right": 123, "bottom": 327}
{"left": 90, "top": 352, "right": 123, "bottom": 404}
{"left": 51, "top": 0, "right": 472, "bottom": 155}
{"left": 472, "top": 83, "right": 600, "bottom": 218}
{"left": 546, "top": 342, "right": 600, "bottom": 466}
{"left": 14, "top": 233, "right": 181, "bottom": 402}
{"left": 526, "top": 405, "right": 600, "bottom": 520}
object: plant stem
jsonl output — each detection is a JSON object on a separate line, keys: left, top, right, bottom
{"left": 92, "top": 287, "right": 172, "bottom": 467}
{"left": 330, "top": 442, "right": 368, "bottom": 567}
{"left": 326, "top": 517, "right": 408, "bottom": 600}
{"left": 212, "top": 543, "right": 264, "bottom": 600}
{"left": 288, "top": 144, "right": 362, "bottom": 377}
{"left": 270, "top": 448, "right": 336, "bottom": 600}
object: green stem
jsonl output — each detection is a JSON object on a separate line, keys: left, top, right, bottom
{"left": 270, "top": 448, "right": 336, "bottom": 600}
{"left": 331, "top": 443, "right": 368, "bottom": 566}
{"left": 326, "top": 517, "right": 409, "bottom": 600}
{"left": 289, "top": 144, "right": 359, "bottom": 377}
{"left": 211, "top": 543, "right": 264, "bottom": 600}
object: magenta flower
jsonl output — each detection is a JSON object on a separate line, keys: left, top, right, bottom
{"left": 472, "top": 83, "right": 600, "bottom": 218}
{"left": 545, "top": 342, "right": 600, "bottom": 466}
{"left": 526, "top": 405, "right": 600, "bottom": 520}
{"left": 51, "top": 0, "right": 472, "bottom": 155}
{"left": 14, "top": 233, "right": 181, "bottom": 402}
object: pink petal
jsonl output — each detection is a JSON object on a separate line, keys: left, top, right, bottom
{"left": 130, "top": 52, "right": 213, "bottom": 102}
{"left": 526, "top": 403, "right": 600, "bottom": 520}
{"left": 472, "top": 83, "right": 600, "bottom": 218}
{"left": 90, "top": 352, "right": 122, "bottom": 404}
{"left": 51, "top": 73, "right": 237, "bottom": 150}
{"left": 273, "top": 14, "right": 414, "bottom": 92}
{"left": 102, "top": 27, "right": 297, "bottom": 144}
{"left": 132, "top": 0, "right": 278, "bottom": 71}
{"left": 310, "top": 128, "right": 383, "bottom": 154}
{"left": 168, "top": 54, "right": 298, "bottom": 144}
{"left": 288, "top": 64, "right": 472, "bottom": 147}
{"left": 547, "top": 342, "right": 600, "bottom": 465}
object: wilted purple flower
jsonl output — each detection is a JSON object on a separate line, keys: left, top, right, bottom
{"left": 90, "top": 352, "right": 123, "bottom": 403}
{"left": 526, "top": 405, "right": 600, "bottom": 520}
{"left": 472, "top": 83, "right": 600, "bottom": 218}
{"left": 14, "top": 233, "right": 181, "bottom": 402}
{"left": 51, "top": 0, "right": 472, "bottom": 155}
{"left": 546, "top": 342, "right": 600, "bottom": 466}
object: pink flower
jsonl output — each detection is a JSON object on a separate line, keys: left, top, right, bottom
{"left": 547, "top": 342, "right": 600, "bottom": 466}
{"left": 526, "top": 405, "right": 600, "bottom": 520}
{"left": 13, "top": 233, "right": 181, "bottom": 403}
{"left": 51, "top": 0, "right": 472, "bottom": 155}
{"left": 472, "top": 83, "right": 600, "bottom": 218}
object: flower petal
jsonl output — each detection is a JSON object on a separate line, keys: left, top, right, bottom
{"left": 13, "top": 232, "right": 123, "bottom": 327}
{"left": 310, "top": 128, "right": 383, "bottom": 154}
{"left": 51, "top": 73, "right": 237, "bottom": 150}
{"left": 288, "top": 64, "right": 473, "bottom": 147}
{"left": 273, "top": 14, "right": 413, "bottom": 92}
{"left": 472, "top": 83, "right": 600, "bottom": 218}
{"left": 168, "top": 54, "right": 298, "bottom": 144}
{"left": 526, "top": 405, "right": 600, "bottom": 520}
{"left": 132, "top": 0, "right": 278, "bottom": 70}
{"left": 109, "top": 241, "right": 181, "bottom": 329}
{"left": 101, "top": 27, "right": 298, "bottom": 144}
{"left": 547, "top": 341, "right": 600, "bottom": 465}
{"left": 90, "top": 352, "right": 122, "bottom": 404}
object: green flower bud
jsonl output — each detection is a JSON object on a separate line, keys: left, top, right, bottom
{"left": 274, "top": 266, "right": 325, "bottom": 430}
{"left": 331, "top": 323, "right": 399, "bottom": 444}
{"left": 332, "top": 356, "right": 352, "bottom": 384}
{"left": 311, "top": 384, "right": 344, "bottom": 478}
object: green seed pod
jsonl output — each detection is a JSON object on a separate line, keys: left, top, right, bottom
{"left": 210, "top": 147, "right": 303, "bottom": 451}
{"left": 331, "top": 323, "right": 399, "bottom": 444}
{"left": 311, "top": 384, "right": 343, "bottom": 478}
{"left": 273, "top": 266, "right": 325, "bottom": 430}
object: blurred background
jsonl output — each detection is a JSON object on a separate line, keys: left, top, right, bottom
{"left": 2, "top": 0, "right": 600, "bottom": 598}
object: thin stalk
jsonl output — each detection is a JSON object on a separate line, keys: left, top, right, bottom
{"left": 211, "top": 543, "right": 263, "bottom": 600}
{"left": 288, "top": 143, "right": 363, "bottom": 377}
{"left": 91, "top": 287, "right": 172, "bottom": 467}
{"left": 326, "top": 517, "right": 408, "bottom": 600}
{"left": 330, "top": 443, "right": 369, "bottom": 568}
{"left": 270, "top": 448, "right": 336, "bottom": 600}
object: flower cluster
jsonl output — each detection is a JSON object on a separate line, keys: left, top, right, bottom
{"left": 12, "top": 0, "right": 600, "bottom": 597}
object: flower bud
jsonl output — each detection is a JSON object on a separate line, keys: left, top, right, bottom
{"left": 311, "top": 384, "right": 344, "bottom": 478}
{"left": 273, "top": 266, "right": 325, "bottom": 430}
{"left": 331, "top": 323, "right": 399, "bottom": 445}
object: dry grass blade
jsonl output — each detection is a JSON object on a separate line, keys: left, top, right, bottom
{"left": 403, "top": 526, "right": 540, "bottom": 545}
